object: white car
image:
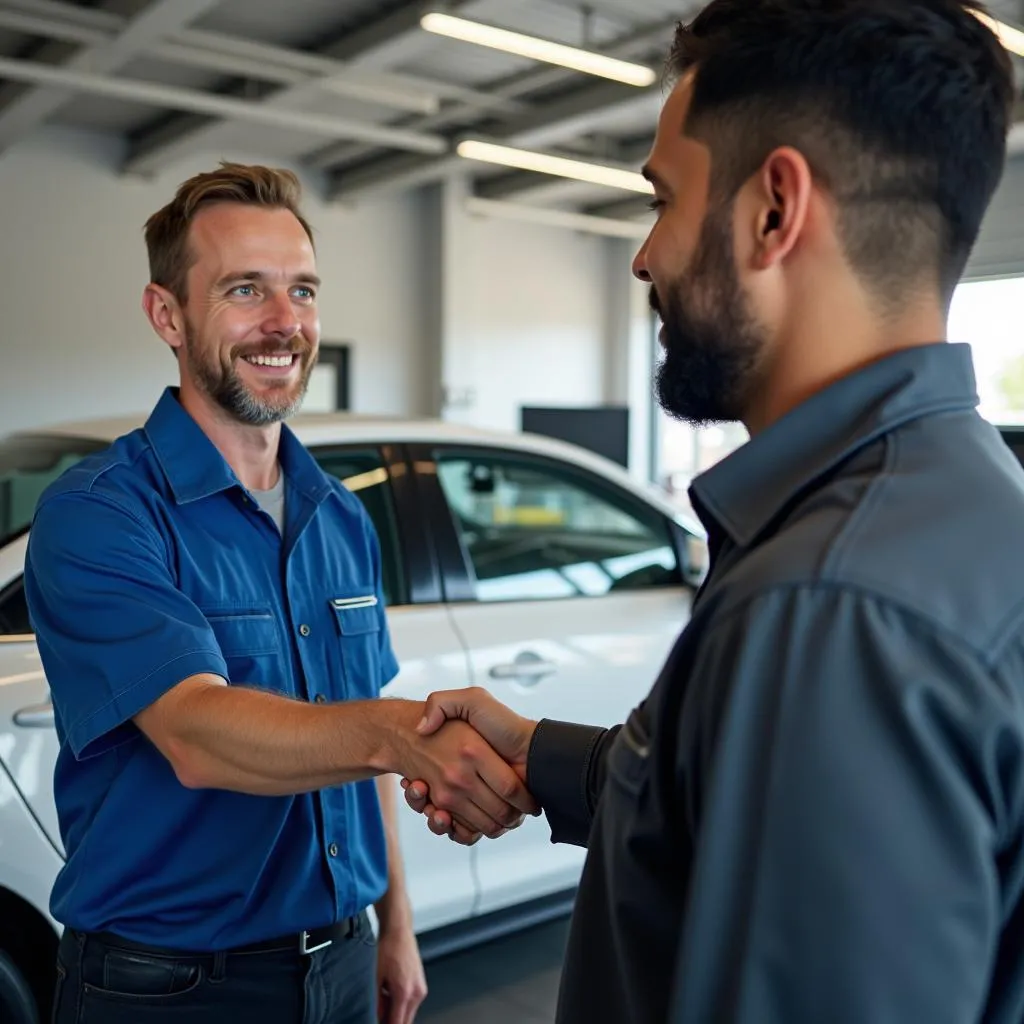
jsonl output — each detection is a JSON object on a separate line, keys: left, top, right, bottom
{"left": 0, "top": 412, "right": 705, "bottom": 1024}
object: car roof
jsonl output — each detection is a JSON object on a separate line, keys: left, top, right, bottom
{"left": 7, "top": 412, "right": 706, "bottom": 536}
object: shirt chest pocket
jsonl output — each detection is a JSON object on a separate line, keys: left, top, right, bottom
{"left": 330, "top": 596, "right": 383, "bottom": 699}
{"left": 202, "top": 608, "right": 282, "bottom": 686}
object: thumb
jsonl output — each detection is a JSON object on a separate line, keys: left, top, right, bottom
{"left": 416, "top": 698, "right": 451, "bottom": 735}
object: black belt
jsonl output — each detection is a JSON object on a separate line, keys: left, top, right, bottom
{"left": 88, "top": 914, "right": 360, "bottom": 959}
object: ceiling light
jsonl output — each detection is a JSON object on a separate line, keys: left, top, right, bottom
{"left": 456, "top": 140, "right": 654, "bottom": 194}
{"left": 421, "top": 12, "right": 657, "bottom": 88}
{"left": 974, "top": 10, "right": 1024, "bottom": 57}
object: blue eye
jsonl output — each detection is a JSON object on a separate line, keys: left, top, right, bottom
{"left": 293, "top": 286, "right": 316, "bottom": 301}
{"left": 232, "top": 284, "right": 255, "bottom": 297}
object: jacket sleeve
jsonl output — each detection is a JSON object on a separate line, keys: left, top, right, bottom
{"left": 526, "top": 718, "right": 621, "bottom": 847}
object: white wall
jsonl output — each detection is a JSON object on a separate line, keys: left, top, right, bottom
{"left": 436, "top": 175, "right": 611, "bottom": 434}
{"left": 0, "top": 127, "right": 434, "bottom": 437}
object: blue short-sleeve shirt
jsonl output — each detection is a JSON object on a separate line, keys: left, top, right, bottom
{"left": 23, "top": 388, "right": 399, "bottom": 951}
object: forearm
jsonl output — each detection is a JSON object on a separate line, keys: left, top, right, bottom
{"left": 375, "top": 775, "right": 413, "bottom": 932}
{"left": 152, "top": 679, "right": 423, "bottom": 795}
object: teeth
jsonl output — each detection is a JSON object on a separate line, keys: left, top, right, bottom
{"left": 245, "top": 354, "right": 294, "bottom": 367}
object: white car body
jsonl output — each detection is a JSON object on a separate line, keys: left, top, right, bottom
{"left": 0, "top": 412, "right": 704, "bottom": 1016}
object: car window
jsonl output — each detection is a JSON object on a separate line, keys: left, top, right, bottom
{"left": 0, "top": 435, "right": 107, "bottom": 547}
{"left": 0, "top": 577, "right": 31, "bottom": 637}
{"left": 436, "top": 452, "right": 680, "bottom": 602}
{"left": 310, "top": 448, "right": 406, "bottom": 607}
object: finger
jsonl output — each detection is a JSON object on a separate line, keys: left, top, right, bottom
{"left": 450, "top": 822, "right": 482, "bottom": 845}
{"left": 402, "top": 781, "right": 429, "bottom": 814}
{"left": 393, "top": 991, "right": 416, "bottom": 1024}
{"left": 474, "top": 754, "right": 540, "bottom": 821}
{"left": 436, "top": 788, "right": 506, "bottom": 837}
{"left": 425, "top": 804, "right": 450, "bottom": 835}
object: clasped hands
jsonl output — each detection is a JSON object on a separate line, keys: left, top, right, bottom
{"left": 396, "top": 687, "right": 539, "bottom": 846}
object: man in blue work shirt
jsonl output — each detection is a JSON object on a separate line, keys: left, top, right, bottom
{"left": 402, "top": 2, "right": 1024, "bottom": 1023}
{"left": 24, "top": 163, "right": 535, "bottom": 1024}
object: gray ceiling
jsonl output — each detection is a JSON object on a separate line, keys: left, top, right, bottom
{"left": 0, "top": 0, "right": 1021, "bottom": 223}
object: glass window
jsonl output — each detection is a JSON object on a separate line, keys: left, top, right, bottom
{"left": 310, "top": 449, "right": 406, "bottom": 607}
{"left": 436, "top": 452, "right": 680, "bottom": 603}
{"left": 0, "top": 435, "right": 106, "bottom": 547}
{"left": 0, "top": 578, "right": 30, "bottom": 637}
{"left": 948, "top": 276, "right": 1024, "bottom": 424}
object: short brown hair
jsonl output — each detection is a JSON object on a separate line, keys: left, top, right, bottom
{"left": 143, "top": 162, "right": 316, "bottom": 302}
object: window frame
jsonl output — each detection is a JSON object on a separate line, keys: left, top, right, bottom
{"left": 307, "top": 442, "right": 442, "bottom": 607}
{"left": 411, "top": 442, "right": 690, "bottom": 606}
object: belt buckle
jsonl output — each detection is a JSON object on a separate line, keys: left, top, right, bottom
{"left": 299, "top": 930, "right": 332, "bottom": 955}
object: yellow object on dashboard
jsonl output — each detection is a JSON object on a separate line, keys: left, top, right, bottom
{"left": 493, "top": 506, "right": 566, "bottom": 526}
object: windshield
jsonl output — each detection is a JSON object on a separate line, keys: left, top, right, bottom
{"left": 0, "top": 435, "right": 107, "bottom": 547}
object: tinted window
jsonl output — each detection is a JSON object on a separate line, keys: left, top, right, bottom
{"left": 1, "top": 435, "right": 106, "bottom": 547}
{"left": 0, "top": 578, "right": 30, "bottom": 637}
{"left": 436, "top": 452, "right": 680, "bottom": 603}
{"left": 311, "top": 449, "right": 406, "bottom": 607}
{"left": 1000, "top": 429, "right": 1024, "bottom": 469}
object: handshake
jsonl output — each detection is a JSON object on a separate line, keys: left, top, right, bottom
{"left": 386, "top": 687, "right": 540, "bottom": 846}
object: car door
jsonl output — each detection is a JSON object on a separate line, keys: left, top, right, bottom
{"left": 0, "top": 531, "right": 63, "bottom": 855}
{"left": 309, "top": 445, "right": 478, "bottom": 933}
{"left": 417, "top": 444, "right": 694, "bottom": 916}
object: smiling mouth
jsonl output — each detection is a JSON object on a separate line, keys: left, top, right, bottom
{"left": 242, "top": 352, "right": 299, "bottom": 368}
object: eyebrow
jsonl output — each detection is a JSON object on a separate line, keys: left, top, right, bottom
{"left": 641, "top": 164, "right": 669, "bottom": 193}
{"left": 215, "top": 271, "right": 322, "bottom": 290}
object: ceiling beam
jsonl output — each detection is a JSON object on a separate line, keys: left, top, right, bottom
{"left": 465, "top": 197, "right": 649, "bottom": 240}
{"left": 328, "top": 89, "right": 661, "bottom": 201}
{"left": 583, "top": 193, "right": 654, "bottom": 220}
{"left": 325, "top": 17, "right": 679, "bottom": 201}
{"left": 0, "top": 0, "right": 507, "bottom": 113}
{"left": 0, "top": 54, "right": 448, "bottom": 153}
{"left": 311, "top": 15, "right": 675, "bottom": 174}
{"left": 119, "top": 0, "right": 479, "bottom": 177}
{"left": 0, "top": 0, "right": 221, "bottom": 155}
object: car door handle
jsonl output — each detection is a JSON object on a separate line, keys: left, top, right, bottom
{"left": 13, "top": 701, "right": 54, "bottom": 729}
{"left": 488, "top": 654, "right": 557, "bottom": 684}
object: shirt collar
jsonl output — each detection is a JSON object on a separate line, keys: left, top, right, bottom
{"left": 689, "top": 342, "right": 979, "bottom": 548}
{"left": 144, "top": 388, "right": 332, "bottom": 506}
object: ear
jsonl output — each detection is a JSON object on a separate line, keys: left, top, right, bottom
{"left": 750, "top": 146, "right": 813, "bottom": 270}
{"left": 142, "top": 283, "right": 186, "bottom": 356}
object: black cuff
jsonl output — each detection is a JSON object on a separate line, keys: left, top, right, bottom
{"left": 527, "top": 719, "right": 607, "bottom": 848}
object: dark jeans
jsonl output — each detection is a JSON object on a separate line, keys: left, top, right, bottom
{"left": 52, "top": 914, "right": 377, "bottom": 1024}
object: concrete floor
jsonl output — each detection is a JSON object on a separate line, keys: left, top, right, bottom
{"left": 419, "top": 916, "right": 571, "bottom": 1024}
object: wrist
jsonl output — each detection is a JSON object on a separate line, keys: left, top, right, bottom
{"left": 368, "top": 699, "right": 425, "bottom": 775}
{"left": 514, "top": 717, "right": 540, "bottom": 765}
{"left": 376, "top": 894, "right": 414, "bottom": 934}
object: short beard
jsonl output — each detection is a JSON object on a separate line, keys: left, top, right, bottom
{"left": 652, "top": 198, "right": 764, "bottom": 427}
{"left": 184, "top": 324, "right": 314, "bottom": 427}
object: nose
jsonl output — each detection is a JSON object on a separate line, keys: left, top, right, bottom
{"left": 261, "top": 290, "right": 301, "bottom": 340}
{"left": 632, "top": 238, "right": 652, "bottom": 282}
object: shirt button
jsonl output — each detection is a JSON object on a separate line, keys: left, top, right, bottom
{"left": 328, "top": 843, "right": 339, "bottom": 858}
{"left": 314, "top": 694, "right": 326, "bottom": 704}
{"left": 299, "top": 624, "right": 311, "bottom": 637}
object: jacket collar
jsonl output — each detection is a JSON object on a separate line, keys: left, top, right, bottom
{"left": 689, "top": 343, "right": 979, "bottom": 548}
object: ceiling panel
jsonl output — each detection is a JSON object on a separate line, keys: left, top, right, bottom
{"left": 192, "top": 0, "right": 409, "bottom": 49}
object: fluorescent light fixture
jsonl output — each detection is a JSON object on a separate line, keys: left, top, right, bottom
{"left": 457, "top": 140, "right": 654, "bottom": 194}
{"left": 974, "top": 10, "right": 1024, "bottom": 57}
{"left": 421, "top": 12, "right": 656, "bottom": 88}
